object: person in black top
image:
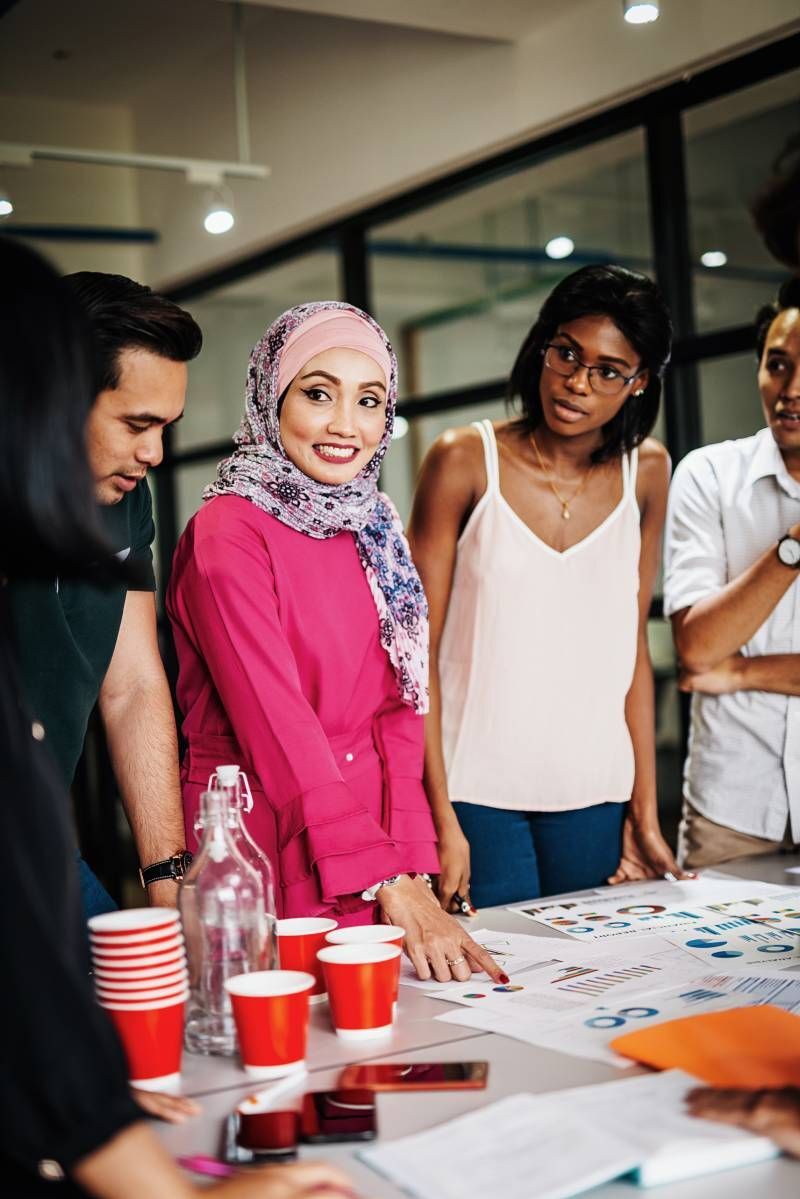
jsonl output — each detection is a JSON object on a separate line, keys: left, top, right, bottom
{"left": 9, "top": 271, "right": 201, "bottom": 918}
{"left": 0, "top": 236, "right": 355, "bottom": 1198}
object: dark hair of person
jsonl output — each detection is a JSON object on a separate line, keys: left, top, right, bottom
{"left": 750, "top": 132, "right": 800, "bottom": 273}
{"left": 509, "top": 264, "right": 673, "bottom": 464}
{"left": 755, "top": 276, "right": 800, "bottom": 360}
{"left": 63, "top": 271, "right": 202, "bottom": 391}
{"left": 0, "top": 239, "right": 124, "bottom": 581}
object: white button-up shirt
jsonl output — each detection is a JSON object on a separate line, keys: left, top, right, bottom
{"left": 664, "top": 427, "right": 800, "bottom": 841}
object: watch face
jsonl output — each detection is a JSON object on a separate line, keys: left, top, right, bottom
{"left": 779, "top": 537, "right": 800, "bottom": 566}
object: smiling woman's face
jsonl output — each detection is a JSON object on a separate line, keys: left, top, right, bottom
{"left": 279, "top": 346, "right": 388, "bottom": 484}
{"left": 538, "top": 314, "right": 647, "bottom": 442}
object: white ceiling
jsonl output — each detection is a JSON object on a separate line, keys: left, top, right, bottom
{"left": 224, "top": 0, "right": 553, "bottom": 42}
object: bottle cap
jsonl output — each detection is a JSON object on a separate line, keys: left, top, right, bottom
{"left": 215, "top": 764, "right": 241, "bottom": 787}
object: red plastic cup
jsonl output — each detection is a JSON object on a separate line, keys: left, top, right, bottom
{"left": 225, "top": 970, "right": 315, "bottom": 1078}
{"left": 96, "top": 979, "right": 189, "bottom": 1003}
{"left": 317, "top": 944, "right": 401, "bottom": 1041}
{"left": 94, "top": 956, "right": 188, "bottom": 982}
{"left": 90, "top": 927, "right": 183, "bottom": 951}
{"left": 88, "top": 908, "right": 180, "bottom": 938}
{"left": 91, "top": 948, "right": 186, "bottom": 973}
{"left": 325, "top": 925, "right": 405, "bottom": 1008}
{"left": 325, "top": 925, "right": 404, "bottom": 948}
{"left": 276, "top": 918, "right": 337, "bottom": 1002}
{"left": 94, "top": 969, "right": 188, "bottom": 993}
{"left": 89, "top": 934, "right": 184, "bottom": 960}
{"left": 101, "top": 990, "right": 187, "bottom": 1090}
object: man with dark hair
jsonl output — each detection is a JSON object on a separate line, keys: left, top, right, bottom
{"left": 664, "top": 277, "right": 800, "bottom": 869}
{"left": 9, "top": 272, "right": 202, "bottom": 915}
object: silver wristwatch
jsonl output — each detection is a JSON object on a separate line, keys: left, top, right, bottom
{"left": 777, "top": 533, "right": 800, "bottom": 568}
{"left": 361, "top": 874, "right": 402, "bottom": 902}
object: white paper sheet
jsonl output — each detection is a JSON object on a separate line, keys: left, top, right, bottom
{"left": 359, "top": 1092, "right": 639, "bottom": 1199}
{"left": 359, "top": 1070, "right": 777, "bottom": 1199}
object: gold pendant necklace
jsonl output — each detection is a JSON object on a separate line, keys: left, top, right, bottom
{"left": 530, "top": 433, "right": 593, "bottom": 521}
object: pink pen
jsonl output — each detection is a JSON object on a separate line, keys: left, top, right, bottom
{"left": 178, "top": 1154, "right": 237, "bottom": 1178}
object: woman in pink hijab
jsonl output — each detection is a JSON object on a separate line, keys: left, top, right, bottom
{"left": 167, "top": 302, "right": 503, "bottom": 983}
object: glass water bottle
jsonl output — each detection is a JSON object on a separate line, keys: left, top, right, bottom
{"left": 179, "top": 788, "right": 267, "bottom": 1055}
{"left": 212, "top": 764, "right": 277, "bottom": 970}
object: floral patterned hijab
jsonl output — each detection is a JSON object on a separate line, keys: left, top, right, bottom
{"left": 204, "top": 301, "right": 429, "bottom": 714}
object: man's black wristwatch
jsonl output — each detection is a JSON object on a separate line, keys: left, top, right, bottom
{"left": 139, "top": 850, "right": 193, "bottom": 889}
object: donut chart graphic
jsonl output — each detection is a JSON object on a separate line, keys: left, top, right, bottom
{"left": 493, "top": 984, "right": 525, "bottom": 992}
{"left": 585, "top": 1015, "right": 626, "bottom": 1029}
{"left": 757, "top": 944, "right": 794, "bottom": 953}
{"left": 616, "top": 904, "right": 666, "bottom": 916}
{"left": 617, "top": 1007, "right": 659, "bottom": 1018}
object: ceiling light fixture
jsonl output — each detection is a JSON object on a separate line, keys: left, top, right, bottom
{"left": 545, "top": 236, "right": 575, "bottom": 260}
{"left": 204, "top": 187, "right": 235, "bottom": 235}
{"left": 700, "top": 250, "right": 728, "bottom": 268}
{"left": 623, "top": 1, "right": 660, "bottom": 24}
{"left": 0, "top": 187, "right": 12, "bottom": 217}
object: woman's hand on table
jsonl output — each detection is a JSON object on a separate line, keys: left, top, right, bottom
{"left": 376, "top": 874, "right": 506, "bottom": 983}
{"left": 131, "top": 1087, "right": 201, "bottom": 1124}
{"left": 434, "top": 818, "right": 476, "bottom": 915}
{"left": 607, "top": 813, "right": 694, "bottom": 885}
{"left": 687, "top": 1086, "right": 800, "bottom": 1158}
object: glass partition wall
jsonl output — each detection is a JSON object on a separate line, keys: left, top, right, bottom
{"left": 139, "top": 36, "right": 798, "bottom": 880}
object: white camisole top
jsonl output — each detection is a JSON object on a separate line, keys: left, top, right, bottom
{"left": 439, "top": 419, "right": 641, "bottom": 812}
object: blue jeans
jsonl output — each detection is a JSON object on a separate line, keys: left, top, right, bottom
{"left": 452, "top": 801, "right": 627, "bottom": 907}
{"left": 77, "top": 854, "right": 117, "bottom": 919}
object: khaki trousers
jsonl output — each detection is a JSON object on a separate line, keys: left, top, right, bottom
{"left": 678, "top": 801, "right": 798, "bottom": 870}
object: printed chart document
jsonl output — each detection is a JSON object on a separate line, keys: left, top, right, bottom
{"left": 359, "top": 1070, "right": 778, "bottom": 1199}
{"left": 435, "top": 970, "right": 800, "bottom": 1067}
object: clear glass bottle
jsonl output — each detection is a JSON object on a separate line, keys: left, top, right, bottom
{"left": 212, "top": 764, "right": 277, "bottom": 970}
{"left": 179, "top": 788, "right": 267, "bottom": 1056}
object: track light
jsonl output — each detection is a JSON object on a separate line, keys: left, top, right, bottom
{"left": 700, "top": 250, "right": 728, "bottom": 268}
{"left": 545, "top": 236, "right": 574, "bottom": 260}
{"left": 623, "top": 1, "right": 659, "bottom": 24}
{"left": 0, "top": 187, "right": 13, "bottom": 217}
{"left": 204, "top": 187, "right": 235, "bottom": 235}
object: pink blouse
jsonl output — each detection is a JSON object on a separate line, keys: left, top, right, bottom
{"left": 167, "top": 495, "right": 439, "bottom": 922}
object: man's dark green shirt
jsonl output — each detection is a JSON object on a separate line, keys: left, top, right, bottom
{"left": 9, "top": 481, "right": 157, "bottom": 788}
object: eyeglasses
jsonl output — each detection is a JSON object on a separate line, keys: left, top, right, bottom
{"left": 542, "top": 343, "right": 642, "bottom": 396}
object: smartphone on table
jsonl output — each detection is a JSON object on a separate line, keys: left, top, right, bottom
{"left": 338, "top": 1060, "right": 489, "bottom": 1092}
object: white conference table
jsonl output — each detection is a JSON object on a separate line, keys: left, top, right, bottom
{"left": 157, "top": 853, "right": 800, "bottom": 1196}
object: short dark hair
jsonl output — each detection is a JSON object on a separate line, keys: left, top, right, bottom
{"left": 0, "top": 240, "right": 116, "bottom": 578}
{"left": 509, "top": 264, "right": 673, "bottom": 463}
{"left": 63, "top": 271, "right": 202, "bottom": 391}
{"left": 750, "top": 132, "right": 800, "bottom": 273}
{"left": 755, "top": 276, "right": 800, "bottom": 359}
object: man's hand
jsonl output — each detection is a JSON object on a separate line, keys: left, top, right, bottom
{"left": 687, "top": 1086, "right": 800, "bottom": 1158}
{"left": 679, "top": 653, "right": 744, "bottom": 695}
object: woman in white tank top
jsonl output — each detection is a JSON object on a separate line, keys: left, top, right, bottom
{"left": 409, "top": 265, "right": 689, "bottom": 910}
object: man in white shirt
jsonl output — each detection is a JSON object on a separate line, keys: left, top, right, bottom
{"left": 664, "top": 278, "right": 800, "bottom": 868}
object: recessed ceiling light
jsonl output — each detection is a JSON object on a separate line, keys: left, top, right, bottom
{"left": 545, "top": 236, "right": 575, "bottom": 260}
{"left": 700, "top": 250, "right": 727, "bottom": 268}
{"left": 623, "top": 1, "right": 659, "bottom": 24}
{"left": 0, "top": 189, "right": 13, "bottom": 218}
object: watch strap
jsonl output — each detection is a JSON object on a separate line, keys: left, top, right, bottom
{"left": 139, "top": 851, "right": 193, "bottom": 888}
{"left": 361, "top": 874, "right": 402, "bottom": 903}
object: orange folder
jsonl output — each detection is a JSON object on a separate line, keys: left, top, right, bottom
{"left": 610, "top": 1004, "right": 800, "bottom": 1087}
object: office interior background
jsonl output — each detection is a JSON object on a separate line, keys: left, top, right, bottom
{"left": 2, "top": 0, "right": 798, "bottom": 900}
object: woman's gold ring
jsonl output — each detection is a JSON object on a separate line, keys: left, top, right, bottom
{"left": 446, "top": 956, "right": 466, "bottom": 966}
